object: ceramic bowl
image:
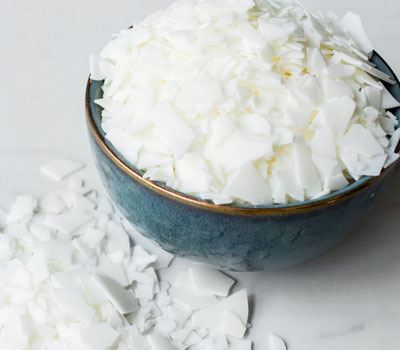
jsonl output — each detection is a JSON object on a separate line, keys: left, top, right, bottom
{"left": 85, "top": 51, "right": 400, "bottom": 271}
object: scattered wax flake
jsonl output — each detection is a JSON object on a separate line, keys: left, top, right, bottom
{"left": 41, "top": 159, "right": 85, "bottom": 182}
{"left": 0, "top": 314, "right": 32, "bottom": 350}
{"left": 222, "top": 311, "right": 247, "bottom": 338}
{"left": 44, "top": 211, "right": 93, "bottom": 234}
{"left": 189, "top": 264, "right": 235, "bottom": 297}
{"left": 79, "top": 323, "right": 120, "bottom": 348}
{"left": 96, "top": 264, "right": 129, "bottom": 287}
{"left": 93, "top": 274, "right": 139, "bottom": 315}
{"left": 39, "top": 239, "right": 73, "bottom": 264}
{"left": 40, "top": 192, "right": 65, "bottom": 214}
{"left": 6, "top": 195, "right": 37, "bottom": 224}
{"left": 26, "top": 251, "right": 49, "bottom": 284}
{"left": 169, "top": 287, "right": 219, "bottom": 310}
{"left": 51, "top": 289, "right": 95, "bottom": 324}
{"left": 192, "top": 290, "right": 249, "bottom": 338}
{"left": 148, "top": 334, "right": 177, "bottom": 350}
{"left": 269, "top": 334, "right": 287, "bottom": 350}
{"left": 219, "top": 290, "right": 249, "bottom": 326}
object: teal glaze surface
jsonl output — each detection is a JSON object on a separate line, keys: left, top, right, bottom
{"left": 86, "top": 51, "right": 400, "bottom": 271}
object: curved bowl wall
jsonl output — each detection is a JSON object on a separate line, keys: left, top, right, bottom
{"left": 85, "top": 51, "right": 400, "bottom": 271}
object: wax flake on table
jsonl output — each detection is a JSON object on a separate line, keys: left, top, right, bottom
{"left": 189, "top": 264, "right": 236, "bottom": 297}
{"left": 40, "top": 158, "right": 85, "bottom": 182}
{"left": 0, "top": 159, "right": 256, "bottom": 349}
{"left": 269, "top": 333, "right": 288, "bottom": 350}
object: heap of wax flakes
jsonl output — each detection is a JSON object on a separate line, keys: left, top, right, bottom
{"left": 90, "top": 0, "right": 400, "bottom": 206}
{"left": 0, "top": 159, "right": 275, "bottom": 350}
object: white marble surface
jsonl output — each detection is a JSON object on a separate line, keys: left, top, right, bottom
{"left": 1, "top": 1, "right": 400, "bottom": 349}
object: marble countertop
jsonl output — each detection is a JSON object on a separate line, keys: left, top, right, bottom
{"left": 1, "top": 1, "right": 400, "bottom": 349}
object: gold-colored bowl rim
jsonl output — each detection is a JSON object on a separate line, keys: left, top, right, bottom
{"left": 85, "top": 71, "right": 399, "bottom": 216}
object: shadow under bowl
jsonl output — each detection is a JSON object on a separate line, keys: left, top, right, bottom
{"left": 85, "top": 51, "right": 400, "bottom": 271}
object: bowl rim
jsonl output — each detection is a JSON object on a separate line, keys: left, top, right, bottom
{"left": 85, "top": 51, "right": 400, "bottom": 216}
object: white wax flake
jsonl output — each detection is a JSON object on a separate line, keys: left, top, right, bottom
{"left": 284, "top": 97, "right": 312, "bottom": 129}
{"left": 73, "top": 238, "right": 94, "bottom": 258}
{"left": 293, "top": 136, "right": 322, "bottom": 197}
{"left": 80, "top": 277, "right": 108, "bottom": 305}
{"left": 97, "top": 197, "right": 114, "bottom": 215}
{"left": 325, "top": 64, "right": 356, "bottom": 78}
{"left": 40, "top": 192, "right": 65, "bottom": 214}
{"left": 97, "top": 264, "right": 129, "bottom": 287}
{"left": 170, "top": 287, "right": 219, "bottom": 310}
{"left": 229, "top": 339, "right": 253, "bottom": 350}
{"left": 105, "top": 129, "right": 143, "bottom": 165}
{"left": 6, "top": 195, "right": 37, "bottom": 224}
{"left": 26, "top": 251, "right": 49, "bottom": 283}
{"left": 192, "top": 309, "right": 247, "bottom": 339}
{"left": 175, "top": 153, "right": 211, "bottom": 193}
{"left": 309, "top": 129, "right": 336, "bottom": 158}
{"left": 192, "top": 290, "right": 249, "bottom": 338}
{"left": 52, "top": 269, "right": 87, "bottom": 290}
{"left": 339, "top": 124, "right": 385, "bottom": 158}
{"left": 293, "top": 76, "right": 323, "bottom": 105}
{"left": 340, "top": 12, "right": 374, "bottom": 54}
{"left": 51, "top": 289, "right": 95, "bottom": 324}
{"left": 106, "top": 223, "right": 131, "bottom": 256}
{"left": 269, "top": 334, "right": 287, "bottom": 350}
{"left": 322, "top": 78, "right": 354, "bottom": 101}
{"left": 207, "top": 130, "right": 273, "bottom": 173}
{"left": 141, "top": 103, "right": 196, "bottom": 158}
{"left": 308, "top": 48, "right": 327, "bottom": 74}
{"left": 79, "top": 227, "right": 105, "bottom": 249}
{"left": 321, "top": 96, "right": 356, "bottom": 136}
{"left": 71, "top": 194, "right": 96, "bottom": 212}
{"left": 89, "top": 53, "right": 106, "bottom": 81}
{"left": 219, "top": 289, "right": 249, "bottom": 326}
{"left": 45, "top": 211, "right": 93, "bottom": 234}
{"left": 224, "top": 162, "right": 272, "bottom": 205}
{"left": 93, "top": 274, "right": 139, "bottom": 314}
{"left": 189, "top": 264, "right": 235, "bottom": 297}
{"left": 239, "top": 113, "right": 271, "bottom": 135}
{"left": 222, "top": 311, "right": 247, "bottom": 338}
{"left": 258, "top": 21, "right": 292, "bottom": 42}
{"left": 79, "top": 323, "right": 120, "bottom": 348}
{"left": 41, "top": 159, "right": 85, "bottom": 182}
{"left": 0, "top": 314, "right": 32, "bottom": 350}
{"left": 389, "top": 128, "right": 400, "bottom": 152}
{"left": 177, "top": 79, "right": 224, "bottom": 114}
{"left": 148, "top": 334, "right": 177, "bottom": 350}
{"left": 39, "top": 239, "right": 73, "bottom": 264}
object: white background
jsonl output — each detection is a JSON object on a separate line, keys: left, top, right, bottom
{"left": 1, "top": 1, "right": 400, "bottom": 349}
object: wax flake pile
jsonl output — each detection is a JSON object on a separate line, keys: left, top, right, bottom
{"left": 0, "top": 159, "right": 292, "bottom": 350}
{"left": 91, "top": 0, "right": 400, "bottom": 206}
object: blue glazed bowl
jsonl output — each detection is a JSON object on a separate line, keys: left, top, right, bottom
{"left": 85, "top": 51, "right": 400, "bottom": 271}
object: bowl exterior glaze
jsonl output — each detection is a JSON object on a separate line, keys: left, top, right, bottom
{"left": 86, "top": 51, "right": 400, "bottom": 271}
